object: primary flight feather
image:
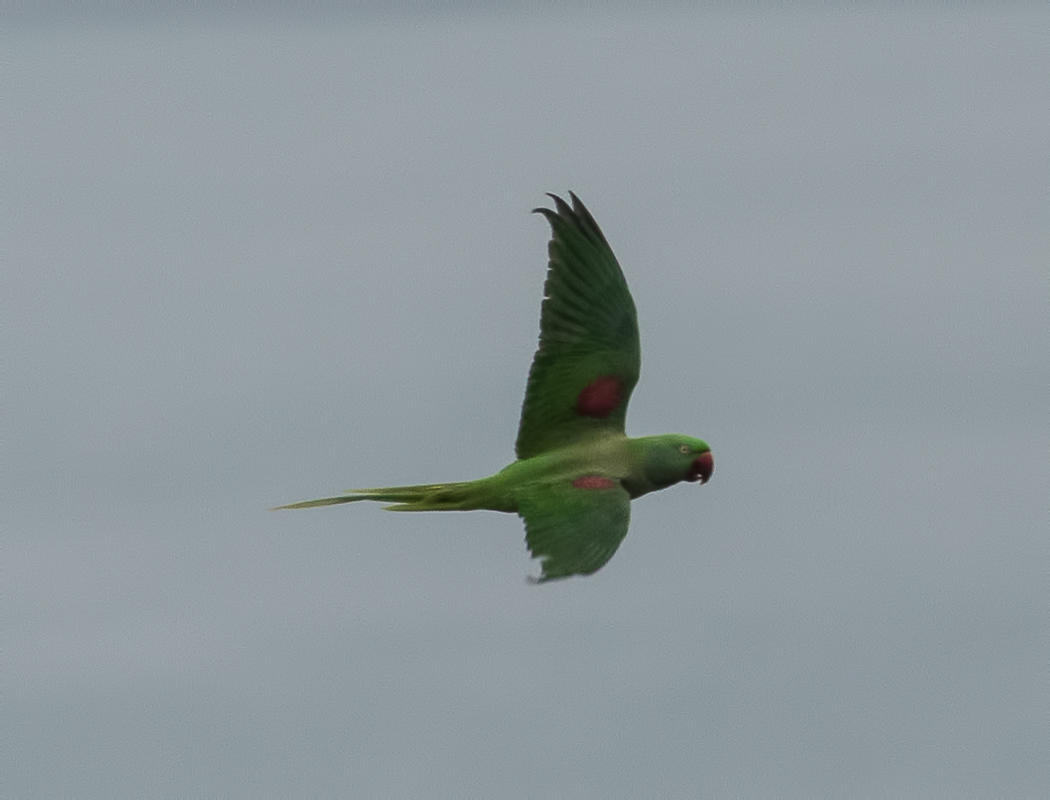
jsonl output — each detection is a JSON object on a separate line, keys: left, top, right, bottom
{"left": 276, "top": 193, "right": 713, "bottom": 582}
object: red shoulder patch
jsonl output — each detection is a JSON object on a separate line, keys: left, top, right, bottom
{"left": 576, "top": 375, "right": 623, "bottom": 418}
{"left": 572, "top": 475, "right": 617, "bottom": 490}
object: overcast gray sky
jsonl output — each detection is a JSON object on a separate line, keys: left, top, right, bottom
{"left": 6, "top": 4, "right": 1048, "bottom": 797}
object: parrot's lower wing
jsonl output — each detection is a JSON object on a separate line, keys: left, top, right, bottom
{"left": 518, "top": 478, "right": 631, "bottom": 582}
{"left": 516, "top": 193, "right": 641, "bottom": 459}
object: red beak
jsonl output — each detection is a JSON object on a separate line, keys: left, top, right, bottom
{"left": 688, "top": 451, "right": 714, "bottom": 484}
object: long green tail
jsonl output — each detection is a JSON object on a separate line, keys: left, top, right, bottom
{"left": 273, "top": 481, "right": 485, "bottom": 512}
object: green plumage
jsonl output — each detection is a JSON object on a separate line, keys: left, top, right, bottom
{"left": 516, "top": 195, "right": 640, "bottom": 459}
{"left": 276, "top": 193, "right": 713, "bottom": 582}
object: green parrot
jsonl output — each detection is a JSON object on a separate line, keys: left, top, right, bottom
{"left": 276, "top": 192, "right": 713, "bottom": 582}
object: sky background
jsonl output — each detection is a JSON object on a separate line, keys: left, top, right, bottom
{"left": 6, "top": 4, "right": 1048, "bottom": 797}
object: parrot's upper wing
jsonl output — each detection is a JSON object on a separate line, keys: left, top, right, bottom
{"left": 515, "top": 193, "right": 640, "bottom": 459}
{"left": 519, "top": 477, "right": 631, "bottom": 582}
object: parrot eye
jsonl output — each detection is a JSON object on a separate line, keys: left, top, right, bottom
{"left": 678, "top": 444, "right": 690, "bottom": 455}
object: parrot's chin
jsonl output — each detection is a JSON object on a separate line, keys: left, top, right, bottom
{"left": 687, "top": 452, "right": 714, "bottom": 484}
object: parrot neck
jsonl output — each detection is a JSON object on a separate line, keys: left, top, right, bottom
{"left": 621, "top": 436, "right": 683, "bottom": 499}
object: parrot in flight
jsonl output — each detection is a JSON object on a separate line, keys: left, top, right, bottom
{"left": 276, "top": 193, "right": 713, "bottom": 582}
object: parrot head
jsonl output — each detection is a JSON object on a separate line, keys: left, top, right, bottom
{"left": 633, "top": 435, "right": 713, "bottom": 493}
